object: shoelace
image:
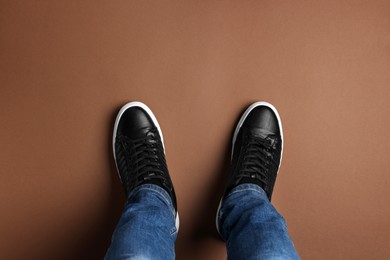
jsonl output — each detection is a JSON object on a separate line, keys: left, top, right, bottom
{"left": 118, "top": 128, "right": 168, "bottom": 188}
{"left": 235, "top": 135, "right": 279, "bottom": 186}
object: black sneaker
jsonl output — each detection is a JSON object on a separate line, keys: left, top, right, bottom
{"left": 216, "top": 101, "right": 284, "bottom": 232}
{"left": 227, "top": 101, "right": 283, "bottom": 200}
{"left": 112, "top": 101, "right": 179, "bottom": 229}
{"left": 216, "top": 102, "right": 283, "bottom": 233}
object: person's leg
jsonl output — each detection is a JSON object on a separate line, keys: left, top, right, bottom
{"left": 216, "top": 102, "right": 299, "bottom": 260}
{"left": 105, "top": 102, "right": 179, "bottom": 260}
{"left": 217, "top": 184, "right": 298, "bottom": 259}
{"left": 105, "top": 184, "right": 177, "bottom": 260}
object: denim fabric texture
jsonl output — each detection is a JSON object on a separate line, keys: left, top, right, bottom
{"left": 105, "top": 183, "right": 299, "bottom": 260}
{"left": 105, "top": 184, "right": 177, "bottom": 260}
{"left": 217, "top": 183, "right": 300, "bottom": 260}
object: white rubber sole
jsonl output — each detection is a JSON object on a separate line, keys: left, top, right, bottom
{"left": 112, "top": 101, "right": 179, "bottom": 231}
{"left": 215, "top": 101, "right": 284, "bottom": 235}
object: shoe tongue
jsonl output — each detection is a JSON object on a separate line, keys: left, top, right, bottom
{"left": 240, "top": 176, "right": 266, "bottom": 191}
{"left": 142, "top": 174, "right": 163, "bottom": 187}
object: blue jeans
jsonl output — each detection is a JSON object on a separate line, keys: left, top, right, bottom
{"left": 105, "top": 184, "right": 299, "bottom": 259}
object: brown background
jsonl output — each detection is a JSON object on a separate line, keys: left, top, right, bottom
{"left": 1, "top": 1, "right": 390, "bottom": 259}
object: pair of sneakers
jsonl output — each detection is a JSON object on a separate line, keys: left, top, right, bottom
{"left": 112, "top": 101, "right": 283, "bottom": 232}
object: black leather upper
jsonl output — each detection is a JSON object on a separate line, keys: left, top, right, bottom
{"left": 242, "top": 106, "right": 281, "bottom": 136}
{"left": 225, "top": 105, "right": 282, "bottom": 201}
{"left": 117, "top": 107, "right": 156, "bottom": 138}
{"left": 114, "top": 106, "right": 177, "bottom": 211}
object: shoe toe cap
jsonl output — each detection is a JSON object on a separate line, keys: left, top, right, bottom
{"left": 243, "top": 105, "right": 281, "bottom": 135}
{"left": 118, "top": 107, "right": 156, "bottom": 138}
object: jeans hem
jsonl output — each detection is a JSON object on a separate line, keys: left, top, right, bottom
{"left": 225, "top": 183, "right": 267, "bottom": 202}
{"left": 127, "top": 184, "right": 177, "bottom": 219}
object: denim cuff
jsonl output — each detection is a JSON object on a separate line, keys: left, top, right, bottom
{"left": 127, "top": 184, "right": 176, "bottom": 216}
{"left": 225, "top": 183, "right": 268, "bottom": 200}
